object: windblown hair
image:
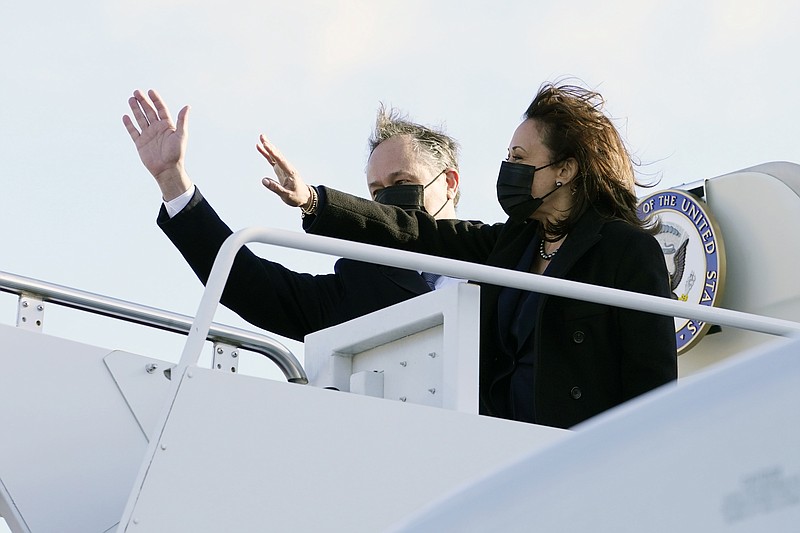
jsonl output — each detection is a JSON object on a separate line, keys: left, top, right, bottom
{"left": 525, "top": 82, "right": 653, "bottom": 238}
{"left": 369, "top": 104, "right": 461, "bottom": 206}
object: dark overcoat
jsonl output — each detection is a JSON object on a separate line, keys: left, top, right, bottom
{"left": 158, "top": 188, "right": 432, "bottom": 342}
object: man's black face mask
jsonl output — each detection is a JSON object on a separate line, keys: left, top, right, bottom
{"left": 374, "top": 169, "right": 448, "bottom": 216}
{"left": 496, "top": 160, "right": 563, "bottom": 221}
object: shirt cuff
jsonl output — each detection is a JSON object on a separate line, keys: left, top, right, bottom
{"left": 163, "top": 185, "right": 196, "bottom": 218}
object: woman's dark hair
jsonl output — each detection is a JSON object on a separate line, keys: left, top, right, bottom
{"left": 525, "top": 82, "right": 653, "bottom": 238}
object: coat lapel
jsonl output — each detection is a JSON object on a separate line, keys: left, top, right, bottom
{"left": 543, "top": 209, "right": 605, "bottom": 279}
{"left": 485, "top": 221, "right": 542, "bottom": 353}
{"left": 514, "top": 209, "right": 606, "bottom": 349}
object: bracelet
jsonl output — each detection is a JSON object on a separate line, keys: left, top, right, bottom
{"left": 300, "top": 185, "right": 318, "bottom": 217}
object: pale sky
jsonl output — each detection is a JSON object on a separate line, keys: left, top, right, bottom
{"left": 2, "top": 0, "right": 799, "bottom": 378}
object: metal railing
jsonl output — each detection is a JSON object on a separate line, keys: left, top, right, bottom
{"left": 7, "top": 227, "right": 800, "bottom": 383}
{"left": 178, "top": 227, "right": 800, "bottom": 373}
{"left": 0, "top": 270, "right": 307, "bottom": 383}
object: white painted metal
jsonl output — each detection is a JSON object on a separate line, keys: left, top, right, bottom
{"left": 0, "top": 483, "right": 23, "bottom": 533}
{"left": 349, "top": 370, "right": 384, "bottom": 397}
{"left": 388, "top": 335, "right": 800, "bottom": 532}
{"left": 348, "top": 326, "right": 443, "bottom": 406}
{"left": 210, "top": 341, "right": 240, "bottom": 374}
{"left": 117, "top": 366, "right": 567, "bottom": 532}
{"left": 104, "top": 351, "right": 175, "bottom": 441}
{"left": 0, "top": 324, "right": 164, "bottom": 533}
{"left": 304, "top": 283, "right": 481, "bottom": 412}
{"left": 15, "top": 296, "right": 43, "bottom": 332}
{"left": 680, "top": 163, "right": 800, "bottom": 375}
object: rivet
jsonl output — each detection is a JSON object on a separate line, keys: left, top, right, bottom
{"left": 428, "top": 352, "right": 437, "bottom": 358}
{"left": 399, "top": 361, "right": 407, "bottom": 367}
{"left": 160, "top": 444, "right": 167, "bottom": 451}
{"left": 399, "top": 396, "right": 407, "bottom": 402}
{"left": 428, "top": 388, "right": 436, "bottom": 394}
{"left": 21, "top": 301, "right": 29, "bottom": 308}
{"left": 145, "top": 363, "right": 158, "bottom": 374}
{"left": 231, "top": 351, "right": 238, "bottom": 358}
{"left": 216, "top": 347, "right": 224, "bottom": 354}
{"left": 37, "top": 304, "right": 44, "bottom": 311}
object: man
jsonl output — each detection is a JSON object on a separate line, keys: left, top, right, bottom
{"left": 122, "top": 89, "right": 461, "bottom": 342}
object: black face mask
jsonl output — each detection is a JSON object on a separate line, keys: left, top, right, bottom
{"left": 496, "top": 160, "right": 563, "bottom": 221}
{"left": 374, "top": 169, "right": 448, "bottom": 216}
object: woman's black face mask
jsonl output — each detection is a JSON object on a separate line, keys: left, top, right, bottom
{"left": 496, "top": 160, "right": 563, "bottom": 221}
{"left": 374, "top": 169, "right": 448, "bottom": 216}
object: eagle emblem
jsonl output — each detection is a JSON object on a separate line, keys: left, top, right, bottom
{"left": 657, "top": 223, "right": 692, "bottom": 300}
{"left": 637, "top": 189, "right": 726, "bottom": 354}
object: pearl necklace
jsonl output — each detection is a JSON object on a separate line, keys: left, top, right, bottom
{"left": 539, "top": 239, "right": 559, "bottom": 261}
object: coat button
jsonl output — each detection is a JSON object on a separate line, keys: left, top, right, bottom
{"left": 570, "top": 386, "right": 582, "bottom": 399}
{"left": 572, "top": 330, "right": 585, "bottom": 344}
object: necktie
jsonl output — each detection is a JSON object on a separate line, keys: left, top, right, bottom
{"left": 421, "top": 272, "right": 440, "bottom": 290}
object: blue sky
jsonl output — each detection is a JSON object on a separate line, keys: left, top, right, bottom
{"left": 1, "top": 0, "right": 799, "bottom": 384}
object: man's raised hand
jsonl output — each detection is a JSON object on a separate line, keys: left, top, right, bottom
{"left": 123, "top": 89, "right": 191, "bottom": 201}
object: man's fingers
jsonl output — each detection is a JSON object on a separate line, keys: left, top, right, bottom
{"left": 134, "top": 89, "right": 160, "bottom": 126}
{"left": 126, "top": 88, "right": 185, "bottom": 141}
{"left": 122, "top": 115, "right": 140, "bottom": 140}
{"left": 128, "top": 95, "right": 150, "bottom": 131}
{"left": 149, "top": 89, "right": 174, "bottom": 125}
{"left": 175, "top": 105, "right": 190, "bottom": 138}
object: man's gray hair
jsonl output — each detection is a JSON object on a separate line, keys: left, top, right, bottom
{"left": 369, "top": 104, "right": 461, "bottom": 205}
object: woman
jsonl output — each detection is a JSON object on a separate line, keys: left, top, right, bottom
{"left": 259, "top": 83, "right": 677, "bottom": 429}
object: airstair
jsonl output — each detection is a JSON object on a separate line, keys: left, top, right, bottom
{"left": 1, "top": 163, "right": 799, "bottom": 532}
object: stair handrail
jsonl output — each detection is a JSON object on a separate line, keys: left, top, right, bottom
{"left": 0, "top": 270, "right": 307, "bottom": 383}
{"left": 178, "top": 227, "right": 800, "bottom": 374}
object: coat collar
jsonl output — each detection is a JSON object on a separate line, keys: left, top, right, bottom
{"left": 507, "top": 208, "right": 608, "bottom": 351}
{"left": 541, "top": 208, "right": 606, "bottom": 280}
